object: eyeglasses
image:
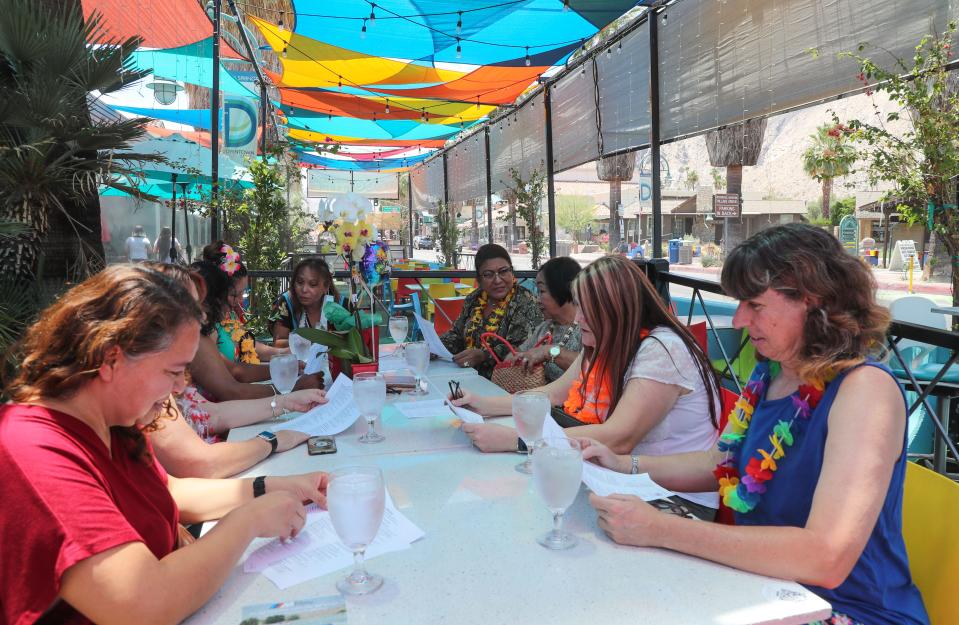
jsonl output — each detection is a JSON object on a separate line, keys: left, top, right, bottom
{"left": 479, "top": 267, "right": 513, "bottom": 281}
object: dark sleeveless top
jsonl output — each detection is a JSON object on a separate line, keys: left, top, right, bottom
{"left": 734, "top": 361, "right": 928, "bottom": 625}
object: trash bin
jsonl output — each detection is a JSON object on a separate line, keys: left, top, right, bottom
{"left": 668, "top": 239, "right": 683, "bottom": 264}
{"left": 678, "top": 243, "right": 693, "bottom": 265}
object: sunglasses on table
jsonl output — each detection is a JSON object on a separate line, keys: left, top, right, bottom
{"left": 479, "top": 267, "right": 514, "bottom": 281}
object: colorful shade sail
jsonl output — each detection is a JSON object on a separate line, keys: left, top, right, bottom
{"left": 131, "top": 38, "right": 258, "bottom": 98}
{"left": 297, "top": 151, "right": 431, "bottom": 171}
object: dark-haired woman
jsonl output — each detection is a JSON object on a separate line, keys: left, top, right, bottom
{"left": 451, "top": 255, "right": 720, "bottom": 514}
{"left": 0, "top": 265, "right": 327, "bottom": 625}
{"left": 584, "top": 224, "right": 928, "bottom": 625}
{"left": 439, "top": 243, "right": 543, "bottom": 379}
{"left": 509, "top": 256, "right": 582, "bottom": 382}
{"left": 270, "top": 257, "right": 339, "bottom": 348}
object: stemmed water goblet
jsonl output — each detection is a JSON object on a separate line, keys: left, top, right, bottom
{"left": 388, "top": 315, "right": 409, "bottom": 356}
{"left": 404, "top": 342, "right": 430, "bottom": 396}
{"left": 353, "top": 372, "right": 386, "bottom": 443}
{"left": 531, "top": 437, "right": 583, "bottom": 550}
{"left": 513, "top": 390, "right": 550, "bottom": 474}
{"left": 327, "top": 466, "right": 387, "bottom": 595}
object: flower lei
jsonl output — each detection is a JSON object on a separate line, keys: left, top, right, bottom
{"left": 713, "top": 361, "right": 834, "bottom": 514}
{"left": 221, "top": 316, "right": 260, "bottom": 364}
{"left": 219, "top": 244, "right": 242, "bottom": 276}
{"left": 464, "top": 282, "right": 517, "bottom": 349}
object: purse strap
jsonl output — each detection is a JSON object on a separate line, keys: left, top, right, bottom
{"left": 479, "top": 332, "right": 519, "bottom": 364}
{"left": 532, "top": 332, "right": 552, "bottom": 348}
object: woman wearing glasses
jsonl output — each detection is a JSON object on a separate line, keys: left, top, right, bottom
{"left": 439, "top": 244, "right": 543, "bottom": 379}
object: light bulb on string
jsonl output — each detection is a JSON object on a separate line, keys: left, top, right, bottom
{"left": 606, "top": 46, "right": 611, "bottom": 57}
{"left": 525, "top": 47, "right": 531, "bottom": 66}
{"left": 617, "top": 41, "right": 622, "bottom": 54}
{"left": 281, "top": 46, "right": 288, "bottom": 58}
{"left": 385, "top": 98, "right": 390, "bottom": 114}
{"left": 456, "top": 11, "right": 462, "bottom": 34}
{"left": 369, "top": 3, "right": 376, "bottom": 24}
{"left": 337, "top": 77, "right": 342, "bottom": 91}
{"left": 278, "top": 11, "right": 285, "bottom": 31}
{"left": 421, "top": 110, "right": 427, "bottom": 122}
{"left": 361, "top": 19, "right": 367, "bottom": 39}
{"left": 456, "top": 37, "right": 462, "bottom": 59}
{"left": 562, "top": 0, "right": 570, "bottom": 12}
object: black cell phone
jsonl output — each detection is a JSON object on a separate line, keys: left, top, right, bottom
{"left": 307, "top": 436, "right": 337, "bottom": 455}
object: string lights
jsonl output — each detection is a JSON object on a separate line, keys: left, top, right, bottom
{"left": 361, "top": 19, "right": 367, "bottom": 39}
{"left": 456, "top": 11, "right": 463, "bottom": 34}
{"left": 525, "top": 47, "right": 531, "bottom": 66}
{"left": 369, "top": 3, "right": 376, "bottom": 24}
{"left": 385, "top": 98, "right": 391, "bottom": 114}
{"left": 278, "top": 10, "right": 285, "bottom": 31}
{"left": 456, "top": 37, "right": 462, "bottom": 58}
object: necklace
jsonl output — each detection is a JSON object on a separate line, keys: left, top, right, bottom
{"left": 465, "top": 283, "right": 517, "bottom": 349}
{"left": 550, "top": 320, "right": 577, "bottom": 348}
{"left": 713, "top": 361, "right": 834, "bottom": 514}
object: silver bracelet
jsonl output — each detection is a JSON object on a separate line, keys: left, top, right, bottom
{"left": 270, "top": 386, "right": 279, "bottom": 419}
{"left": 630, "top": 455, "right": 640, "bottom": 475}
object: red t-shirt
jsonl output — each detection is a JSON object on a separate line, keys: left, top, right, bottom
{"left": 0, "top": 404, "right": 179, "bottom": 625}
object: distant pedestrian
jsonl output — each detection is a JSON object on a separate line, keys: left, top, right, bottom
{"left": 124, "top": 225, "right": 153, "bottom": 263}
{"left": 155, "top": 227, "right": 183, "bottom": 264}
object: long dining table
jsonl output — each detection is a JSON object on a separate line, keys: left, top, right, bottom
{"left": 185, "top": 346, "right": 831, "bottom": 625}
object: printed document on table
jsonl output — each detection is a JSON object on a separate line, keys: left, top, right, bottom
{"left": 395, "top": 399, "right": 454, "bottom": 419}
{"left": 412, "top": 311, "right": 454, "bottom": 360}
{"left": 448, "top": 403, "right": 484, "bottom": 424}
{"left": 267, "top": 374, "right": 358, "bottom": 436}
{"left": 581, "top": 463, "right": 675, "bottom": 501}
{"left": 246, "top": 493, "right": 426, "bottom": 590}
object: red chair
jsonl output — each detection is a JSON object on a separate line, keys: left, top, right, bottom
{"left": 687, "top": 321, "right": 708, "bottom": 354}
{"left": 434, "top": 297, "right": 466, "bottom": 335}
{"left": 714, "top": 386, "right": 740, "bottom": 525}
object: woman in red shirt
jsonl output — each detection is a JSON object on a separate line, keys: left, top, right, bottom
{"left": 0, "top": 265, "right": 327, "bottom": 625}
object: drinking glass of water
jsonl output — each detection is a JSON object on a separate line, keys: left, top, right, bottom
{"left": 404, "top": 342, "right": 430, "bottom": 395}
{"left": 288, "top": 331, "right": 313, "bottom": 362}
{"left": 269, "top": 353, "right": 299, "bottom": 395}
{"left": 532, "top": 437, "right": 583, "bottom": 550}
{"left": 513, "top": 390, "right": 550, "bottom": 474}
{"left": 388, "top": 315, "right": 409, "bottom": 356}
{"left": 328, "top": 466, "right": 386, "bottom": 595}
{"left": 353, "top": 372, "right": 386, "bottom": 443}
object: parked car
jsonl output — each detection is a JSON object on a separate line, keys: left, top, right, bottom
{"left": 416, "top": 235, "right": 434, "bottom": 249}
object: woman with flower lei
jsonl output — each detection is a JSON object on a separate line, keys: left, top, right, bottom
{"left": 438, "top": 244, "right": 542, "bottom": 379}
{"left": 582, "top": 224, "right": 928, "bottom": 625}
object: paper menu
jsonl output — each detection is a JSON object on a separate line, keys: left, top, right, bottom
{"left": 449, "top": 403, "right": 484, "bottom": 424}
{"left": 395, "top": 399, "right": 453, "bottom": 419}
{"left": 412, "top": 311, "right": 454, "bottom": 360}
{"left": 581, "top": 463, "right": 675, "bottom": 500}
{"left": 246, "top": 493, "right": 426, "bottom": 590}
{"left": 267, "top": 374, "right": 359, "bottom": 436}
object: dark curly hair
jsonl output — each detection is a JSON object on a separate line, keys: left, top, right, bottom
{"left": 190, "top": 260, "right": 231, "bottom": 336}
{"left": 721, "top": 223, "right": 890, "bottom": 383}
{"left": 202, "top": 240, "right": 248, "bottom": 281}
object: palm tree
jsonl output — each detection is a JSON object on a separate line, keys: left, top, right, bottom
{"left": 0, "top": 0, "right": 161, "bottom": 284}
{"left": 596, "top": 152, "right": 636, "bottom": 250}
{"left": 801, "top": 123, "right": 857, "bottom": 221}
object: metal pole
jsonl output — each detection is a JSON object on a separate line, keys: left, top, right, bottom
{"left": 484, "top": 127, "right": 493, "bottom": 243}
{"left": 543, "top": 87, "right": 557, "bottom": 259}
{"left": 170, "top": 173, "right": 178, "bottom": 262}
{"left": 210, "top": 0, "right": 221, "bottom": 242}
{"left": 648, "top": 6, "right": 663, "bottom": 259}
{"left": 224, "top": 0, "right": 276, "bottom": 156}
{"left": 350, "top": 170, "right": 354, "bottom": 192}
{"left": 407, "top": 172, "right": 415, "bottom": 256}
{"left": 260, "top": 81, "right": 268, "bottom": 157}
{"left": 182, "top": 184, "right": 192, "bottom": 263}
{"left": 442, "top": 152, "right": 449, "bottom": 206}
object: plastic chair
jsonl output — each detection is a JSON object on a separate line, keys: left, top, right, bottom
{"left": 434, "top": 296, "right": 466, "bottom": 335}
{"left": 902, "top": 462, "right": 959, "bottom": 625}
{"left": 427, "top": 282, "right": 456, "bottom": 319}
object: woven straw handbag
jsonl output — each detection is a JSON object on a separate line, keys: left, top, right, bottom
{"left": 480, "top": 331, "right": 550, "bottom": 394}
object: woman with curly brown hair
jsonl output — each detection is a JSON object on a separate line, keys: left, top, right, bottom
{"left": 0, "top": 266, "right": 327, "bottom": 625}
{"left": 584, "top": 223, "right": 928, "bottom": 625}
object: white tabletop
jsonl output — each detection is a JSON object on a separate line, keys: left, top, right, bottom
{"left": 202, "top": 353, "right": 831, "bottom": 625}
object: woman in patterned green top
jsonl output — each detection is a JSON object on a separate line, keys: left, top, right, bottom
{"left": 439, "top": 244, "right": 543, "bottom": 379}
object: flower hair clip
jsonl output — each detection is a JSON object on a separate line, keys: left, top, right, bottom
{"left": 219, "top": 244, "right": 242, "bottom": 276}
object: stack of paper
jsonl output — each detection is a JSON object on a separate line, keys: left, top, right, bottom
{"left": 412, "top": 312, "right": 454, "bottom": 360}
{"left": 245, "top": 493, "right": 425, "bottom": 590}
{"left": 266, "top": 375, "right": 358, "bottom": 436}
{"left": 539, "top": 415, "right": 676, "bottom": 501}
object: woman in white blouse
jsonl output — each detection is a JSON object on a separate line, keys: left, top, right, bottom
{"left": 451, "top": 255, "right": 721, "bottom": 514}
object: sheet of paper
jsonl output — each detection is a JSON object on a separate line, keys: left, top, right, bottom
{"left": 254, "top": 493, "right": 426, "bottom": 590}
{"left": 449, "top": 403, "right": 484, "bottom": 424}
{"left": 267, "top": 374, "right": 358, "bottom": 436}
{"left": 412, "top": 311, "right": 454, "bottom": 360}
{"left": 395, "top": 399, "right": 453, "bottom": 419}
{"left": 302, "top": 344, "right": 327, "bottom": 375}
{"left": 581, "top": 463, "right": 675, "bottom": 501}
{"left": 541, "top": 414, "right": 567, "bottom": 442}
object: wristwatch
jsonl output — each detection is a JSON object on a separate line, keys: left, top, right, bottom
{"left": 256, "top": 430, "right": 278, "bottom": 454}
{"left": 548, "top": 346, "right": 561, "bottom": 363}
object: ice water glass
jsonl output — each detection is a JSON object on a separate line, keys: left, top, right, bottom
{"left": 532, "top": 437, "right": 583, "bottom": 550}
{"left": 353, "top": 372, "right": 386, "bottom": 443}
{"left": 328, "top": 466, "right": 386, "bottom": 595}
{"left": 405, "top": 342, "right": 430, "bottom": 395}
{"left": 288, "top": 332, "right": 312, "bottom": 362}
{"left": 269, "top": 353, "right": 299, "bottom": 394}
{"left": 513, "top": 391, "right": 550, "bottom": 474}
{"left": 388, "top": 315, "right": 409, "bottom": 356}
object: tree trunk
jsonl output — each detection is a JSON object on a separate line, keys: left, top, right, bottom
{"left": 40, "top": 192, "right": 105, "bottom": 283}
{"left": 821, "top": 178, "right": 833, "bottom": 221}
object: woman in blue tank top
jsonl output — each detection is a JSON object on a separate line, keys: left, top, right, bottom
{"left": 582, "top": 223, "right": 928, "bottom": 625}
